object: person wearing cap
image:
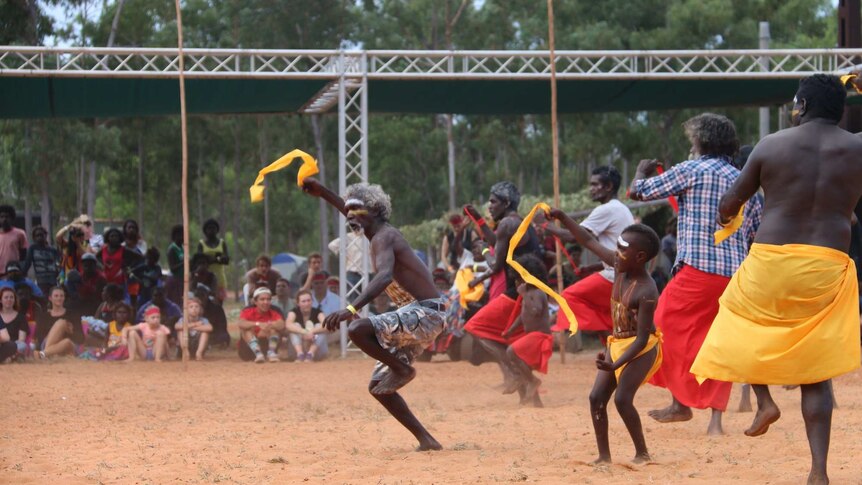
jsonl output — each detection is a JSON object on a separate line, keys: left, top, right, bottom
{"left": 175, "top": 296, "right": 213, "bottom": 361}
{"left": 0, "top": 205, "right": 28, "bottom": 273}
{"left": 238, "top": 287, "right": 307, "bottom": 363}
{"left": 0, "top": 261, "right": 43, "bottom": 298}
{"left": 73, "top": 253, "right": 107, "bottom": 316}
{"left": 311, "top": 271, "right": 339, "bottom": 316}
{"left": 123, "top": 305, "right": 170, "bottom": 361}
{"left": 326, "top": 276, "right": 340, "bottom": 296}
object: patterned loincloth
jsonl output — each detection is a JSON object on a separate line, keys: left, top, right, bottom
{"left": 368, "top": 298, "right": 446, "bottom": 381}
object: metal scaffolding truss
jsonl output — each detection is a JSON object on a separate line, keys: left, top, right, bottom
{"left": 3, "top": 46, "right": 862, "bottom": 79}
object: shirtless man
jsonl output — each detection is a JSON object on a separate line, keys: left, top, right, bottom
{"left": 691, "top": 74, "right": 862, "bottom": 484}
{"left": 302, "top": 177, "right": 446, "bottom": 451}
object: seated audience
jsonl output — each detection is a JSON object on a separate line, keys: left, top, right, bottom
{"left": 237, "top": 287, "right": 305, "bottom": 363}
{"left": 245, "top": 255, "right": 282, "bottom": 302}
{"left": 0, "top": 287, "right": 27, "bottom": 361}
{"left": 123, "top": 306, "right": 170, "bottom": 362}
{"left": 285, "top": 290, "right": 328, "bottom": 362}
{"left": 175, "top": 296, "right": 213, "bottom": 361}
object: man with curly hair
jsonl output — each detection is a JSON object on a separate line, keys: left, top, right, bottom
{"left": 691, "top": 74, "right": 862, "bottom": 485}
{"left": 301, "top": 177, "right": 446, "bottom": 451}
{"left": 629, "top": 113, "right": 763, "bottom": 435}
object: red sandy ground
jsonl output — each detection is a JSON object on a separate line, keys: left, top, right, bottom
{"left": 2, "top": 349, "right": 861, "bottom": 484}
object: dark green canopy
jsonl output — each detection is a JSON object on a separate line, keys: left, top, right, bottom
{"left": 0, "top": 76, "right": 804, "bottom": 119}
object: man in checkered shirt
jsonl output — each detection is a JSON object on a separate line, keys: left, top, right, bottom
{"left": 629, "top": 113, "right": 763, "bottom": 436}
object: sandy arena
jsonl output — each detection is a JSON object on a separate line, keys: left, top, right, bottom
{"left": 2, "top": 348, "right": 861, "bottom": 484}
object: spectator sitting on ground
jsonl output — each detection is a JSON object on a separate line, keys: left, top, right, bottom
{"left": 0, "top": 287, "right": 28, "bottom": 361}
{"left": 15, "top": 283, "right": 42, "bottom": 356}
{"left": 35, "top": 286, "right": 80, "bottom": 355}
{"left": 1, "top": 261, "right": 43, "bottom": 299}
{"left": 326, "top": 276, "right": 340, "bottom": 296}
{"left": 123, "top": 306, "right": 170, "bottom": 362}
{"left": 245, "top": 254, "right": 282, "bottom": 302}
{"left": 273, "top": 278, "right": 294, "bottom": 316}
{"left": 194, "top": 284, "right": 230, "bottom": 349}
{"left": 95, "top": 283, "right": 125, "bottom": 323}
{"left": 136, "top": 287, "right": 183, "bottom": 336}
{"left": 0, "top": 205, "right": 28, "bottom": 272}
{"left": 21, "top": 226, "right": 60, "bottom": 297}
{"left": 310, "top": 272, "right": 340, "bottom": 316}
{"left": 73, "top": 253, "right": 107, "bottom": 316}
{"left": 58, "top": 223, "right": 86, "bottom": 282}
{"left": 175, "top": 296, "right": 213, "bottom": 361}
{"left": 299, "top": 252, "right": 324, "bottom": 292}
{"left": 130, "top": 247, "right": 162, "bottom": 306}
{"left": 237, "top": 287, "right": 307, "bottom": 363}
{"left": 190, "top": 253, "right": 217, "bottom": 295}
{"left": 285, "top": 289, "right": 328, "bottom": 362}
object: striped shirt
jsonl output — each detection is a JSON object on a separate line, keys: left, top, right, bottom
{"left": 631, "top": 155, "right": 762, "bottom": 277}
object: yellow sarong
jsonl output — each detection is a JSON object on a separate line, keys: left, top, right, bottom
{"left": 608, "top": 331, "right": 663, "bottom": 386}
{"left": 691, "top": 243, "right": 861, "bottom": 385}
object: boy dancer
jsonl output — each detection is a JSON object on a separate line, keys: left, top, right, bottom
{"left": 302, "top": 177, "right": 446, "bottom": 451}
{"left": 549, "top": 208, "right": 662, "bottom": 464}
{"left": 501, "top": 254, "right": 553, "bottom": 408}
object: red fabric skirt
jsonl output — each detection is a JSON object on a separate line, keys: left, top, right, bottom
{"left": 488, "top": 271, "right": 506, "bottom": 301}
{"left": 649, "top": 265, "right": 732, "bottom": 411}
{"left": 552, "top": 273, "right": 613, "bottom": 332}
{"left": 511, "top": 331, "right": 553, "bottom": 374}
{"left": 464, "top": 294, "right": 523, "bottom": 344}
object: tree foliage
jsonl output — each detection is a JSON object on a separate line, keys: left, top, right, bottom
{"left": 0, "top": 0, "right": 839, "bottom": 280}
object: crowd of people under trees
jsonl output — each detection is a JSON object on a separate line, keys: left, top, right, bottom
{"left": 3, "top": 72, "right": 862, "bottom": 484}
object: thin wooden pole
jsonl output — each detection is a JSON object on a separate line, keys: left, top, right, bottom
{"left": 547, "top": 0, "right": 567, "bottom": 364}
{"left": 175, "top": 0, "right": 190, "bottom": 363}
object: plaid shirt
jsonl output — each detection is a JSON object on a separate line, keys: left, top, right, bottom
{"left": 631, "top": 155, "right": 763, "bottom": 277}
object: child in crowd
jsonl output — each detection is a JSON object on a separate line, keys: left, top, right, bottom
{"left": 101, "top": 302, "right": 133, "bottom": 361}
{"left": 549, "top": 208, "right": 663, "bottom": 464}
{"left": 130, "top": 247, "right": 163, "bottom": 307}
{"left": 95, "top": 284, "right": 125, "bottom": 322}
{"left": 21, "top": 226, "right": 60, "bottom": 297}
{"left": 196, "top": 219, "right": 229, "bottom": 303}
{"left": 175, "top": 296, "right": 213, "bottom": 361}
{"left": 501, "top": 254, "right": 553, "bottom": 408}
{"left": 123, "top": 306, "right": 170, "bottom": 362}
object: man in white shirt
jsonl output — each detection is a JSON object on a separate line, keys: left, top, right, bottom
{"left": 328, "top": 226, "right": 368, "bottom": 300}
{"left": 547, "top": 166, "right": 634, "bottom": 338}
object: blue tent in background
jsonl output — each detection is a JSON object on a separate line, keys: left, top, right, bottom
{"left": 272, "top": 252, "right": 306, "bottom": 282}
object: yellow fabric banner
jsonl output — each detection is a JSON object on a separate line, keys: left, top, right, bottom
{"left": 249, "top": 149, "right": 319, "bottom": 203}
{"left": 507, "top": 203, "right": 578, "bottom": 333}
{"left": 454, "top": 267, "right": 485, "bottom": 309}
{"left": 713, "top": 203, "right": 745, "bottom": 245}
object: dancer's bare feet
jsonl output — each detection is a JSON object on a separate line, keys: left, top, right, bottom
{"left": 707, "top": 410, "right": 724, "bottom": 436}
{"left": 590, "top": 456, "right": 611, "bottom": 465}
{"left": 502, "top": 377, "right": 522, "bottom": 395}
{"left": 744, "top": 403, "right": 781, "bottom": 437}
{"left": 518, "top": 378, "right": 541, "bottom": 406}
{"left": 806, "top": 470, "right": 829, "bottom": 485}
{"left": 632, "top": 452, "right": 651, "bottom": 464}
{"left": 416, "top": 437, "right": 443, "bottom": 451}
{"left": 371, "top": 366, "right": 416, "bottom": 395}
{"left": 648, "top": 403, "right": 693, "bottom": 423}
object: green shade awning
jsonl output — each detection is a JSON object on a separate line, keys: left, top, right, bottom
{"left": 0, "top": 76, "right": 802, "bottom": 119}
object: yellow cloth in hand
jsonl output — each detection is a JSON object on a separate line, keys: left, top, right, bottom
{"left": 713, "top": 203, "right": 745, "bottom": 245}
{"left": 608, "top": 330, "right": 663, "bottom": 387}
{"left": 507, "top": 203, "right": 578, "bottom": 333}
{"left": 691, "top": 243, "right": 861, "bottom": 385}
{"left": 455, "top": 268, "right": 484, "bottom": 309}
{"left": 840, "top": 74, "right": 862, "bottom": 93}
{"left": 249, "top": 149, "right": 319, "bottom": 203}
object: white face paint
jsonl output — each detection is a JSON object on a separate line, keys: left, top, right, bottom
{"left": 617, "top": 236, "right": 630, "bottom": 248}
{"left": 344, "top": 198, "right": 364, "bottom": 208}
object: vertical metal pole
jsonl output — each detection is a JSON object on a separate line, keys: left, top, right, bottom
{"left": 758, "top": 21, "right": 771, "bottom": 140}
{"left": 359, "top": 53, "right": 371, "bottom": 321}
{"left": 839, "top": 0, "right": 862, "bottom": 133}
{"left": 337, "top": 51, "right": 348, "bottom": 358}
